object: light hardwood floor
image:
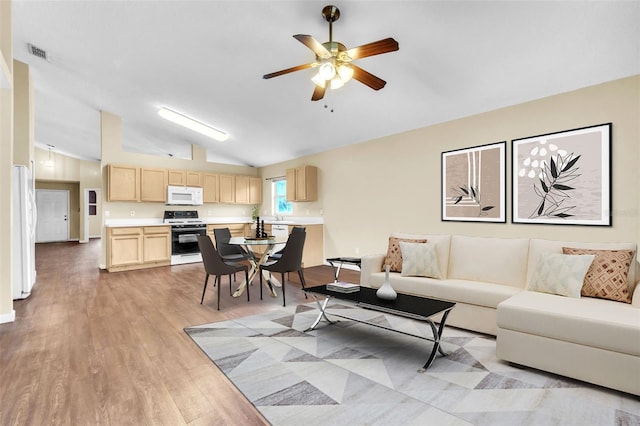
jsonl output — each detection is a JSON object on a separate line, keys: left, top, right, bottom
{"left": 0, "top": 240, "right": 360, "bottom": 425}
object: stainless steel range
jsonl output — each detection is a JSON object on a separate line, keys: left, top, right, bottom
{"left": 163, "top": 210, "right": 206, "bottom": 265}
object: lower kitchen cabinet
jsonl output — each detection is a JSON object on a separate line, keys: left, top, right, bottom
{"left": 107, "top": 226, "right": 171, "bottom": 272}
{"left": 294, "top": 224, "right": 324, "bottom": 267}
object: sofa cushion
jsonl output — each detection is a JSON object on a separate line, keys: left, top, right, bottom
{"left": 369, "top": 272, "right": 521, "bottom": 309}
{"left": 562, "top": 247, "right": 635, "bottom": 303}
{"left": 448, "top": 235, "right": 530, "bottom": 288}
{"left": 528, "top": 239, "right": 638, "bottom": 292}
{"left": 391, "top": 233, "right": 452, "bottom": 279}
{"left": 497, "top": 291, "right": 640, "bottom": 356}
{"left": 399, "top": 241, "right": 442, "bottom": 279}
{"left": 383, "top": 236, "right": 427, "bottom": 273}
{"left": 528, "top": 253, "right": 595, "bottom": 298}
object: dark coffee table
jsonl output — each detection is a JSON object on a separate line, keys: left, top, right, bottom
{"left": 304, "top": 285, "right": 456, "bottom": 372}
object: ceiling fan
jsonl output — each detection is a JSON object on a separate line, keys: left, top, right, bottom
{"left": 263, "top": 5, "right": 399, "bottom": 101}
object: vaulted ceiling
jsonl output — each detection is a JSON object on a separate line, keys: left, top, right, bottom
{"left": 12, "top": 1, "right": 640, "bottom": 167}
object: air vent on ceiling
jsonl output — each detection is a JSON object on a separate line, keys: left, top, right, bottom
{"left": 27, "top": 43, "right": 49, "bottom": 61}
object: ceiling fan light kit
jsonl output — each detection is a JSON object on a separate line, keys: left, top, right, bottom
{"left": 263, "top": 4, "right": 399, "bottom": 101}
{"left": 158, "top": 107, "right": 228, "bottom": 142}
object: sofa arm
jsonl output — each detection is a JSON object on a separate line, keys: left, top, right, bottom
{"left": 633, "top": 281, "right": 640, "bottom": 307}
{"left": 360, "top": 253, "right": 386, "bottom": 286}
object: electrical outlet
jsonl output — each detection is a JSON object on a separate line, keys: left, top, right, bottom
{"left": 355, "top": 247, "right": 360, "bottom": 254}
{"left": 130, "top": 211, "right": 135, "bottom": 217}
{"left": 104, "top": 210, "right": 110, "bottom": 217}
{"left": 208, "top": 210, "right": 214, "bottom": 216}
{"left": 319, "top": 209, "right": 324, "bottom": 215}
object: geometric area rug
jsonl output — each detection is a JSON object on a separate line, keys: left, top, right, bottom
{"left": 185, "top": 302, "right": 640, "bottom": 426}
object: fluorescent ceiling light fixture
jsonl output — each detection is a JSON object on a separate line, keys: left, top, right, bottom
{"left": 158, "top": 107, "right": 228, "bottom": 141}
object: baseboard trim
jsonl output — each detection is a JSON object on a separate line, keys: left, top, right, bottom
{"left": 0, "top": 309, "right": 16, "bottom": 324}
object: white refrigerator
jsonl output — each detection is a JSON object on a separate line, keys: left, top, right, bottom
{"left": 12, "top": 164, "right": 37, "bottom": 299}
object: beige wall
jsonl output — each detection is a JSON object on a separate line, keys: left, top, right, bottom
{"left": 12, "top": 60, "right": 32, "bottom": 167}
{"left": 260, "top": 75, "right": 640, "bottom": 259}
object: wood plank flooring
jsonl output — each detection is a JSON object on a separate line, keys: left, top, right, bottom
{"left": 0, "top": 240, "right": 360, "bottom": 425}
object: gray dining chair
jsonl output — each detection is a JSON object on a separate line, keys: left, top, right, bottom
{"left": 197, "top": 235, "right": 249, "bottom": 310}
{"left": 268, "top": 226, "right": 306, "bottom": 262}
{"left": 259, "top": 231, "right": 307, "bottom": 307}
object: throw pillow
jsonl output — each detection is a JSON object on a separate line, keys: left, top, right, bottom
{"left": 562, "top": 247, "right": 635, "bottom": 303}
{"left": 384, "top": 236, "right": 428, "bottom": 272}
{"left": 528, "top": 252, "right": 596, "bottom": 298}
{"left": 399, "top": 241, "right": 442, "bottom": 279}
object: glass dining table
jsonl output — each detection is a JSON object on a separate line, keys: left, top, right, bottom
{"left": 227, "top": 236, "right": 288, "bottom": 298}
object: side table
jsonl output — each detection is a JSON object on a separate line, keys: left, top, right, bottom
{"left": 326, "top": 257, "right": 361, "bottom": 282}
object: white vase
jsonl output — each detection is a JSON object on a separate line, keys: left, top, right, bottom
{"left": 376, "top": 265, "right": 397, "bottom": 300}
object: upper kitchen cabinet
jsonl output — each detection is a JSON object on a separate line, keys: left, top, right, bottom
{"left": 234, "top": 176, "right": 262, "bottom": 204}
{"left": 168, "top": 170, "right": 186, "bottom": 186}
{"left": 140, "top": 167, "right": 168, "bottom": 202}
{"left": 107, "top": 164, "right": 140, "bottom": 202}
{"left": 219, "top": 174, "right": 235, "bottom": 203}
{"left": 286, "top": 165, "right": 317, "bottom": 202}
{"left": 249, "top": 177, "right": 262, "bottom": 204}
{"left": 169, "top": 170, "right": 202, "bottom": 187}
{"left": 202, "top": 173, "right": 219, "bottom": 203}
{"left": 186, "top": 171, "right": 202, "bottom": 187}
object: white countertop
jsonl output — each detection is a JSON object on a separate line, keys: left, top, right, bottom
{"left": 105, "top": 216, "right": 324, "bottom": 227}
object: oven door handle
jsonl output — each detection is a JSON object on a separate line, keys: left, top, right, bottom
{"left": 173, "top": 227, "right": 206, "bottom": 233}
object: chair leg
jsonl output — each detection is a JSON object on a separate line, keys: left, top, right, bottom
{"left": 245, "top": 269, "right": 250, "bottom": 302}
{"left": 229, "top": 275, "right": 233, "bottom": 296}
{"left": 259, "top": 266, "right": 263, "bottom": 300}
{"left": 200, "top": 274, "right": 210, "bottom": 304}
{"left": 217, "top": 276, "right": 221, "bottom": 311}
{"left": 298, "top": 270, "right": 308, "bottom": 299}
{"left": 281, "top": 273, "right": 286, "bottom": 307}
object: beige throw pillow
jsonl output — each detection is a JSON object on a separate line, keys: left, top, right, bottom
{"left": 562, "top": 247, "right": 635, "bottom": 303}
{"left": 399, "top": 241, "right": 442, "bottom": 279}
{"left": 384, "top": 236, "right": 427, "bottom": 272}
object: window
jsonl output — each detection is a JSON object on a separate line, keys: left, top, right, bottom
{"left": 273, "top": 179, "right": 293, "bottom": 215}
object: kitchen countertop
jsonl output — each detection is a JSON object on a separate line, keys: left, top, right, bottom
{"left": 105, "top": 216, "right": 324, "bottom": 227}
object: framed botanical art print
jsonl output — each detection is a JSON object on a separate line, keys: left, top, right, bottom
{"left": 512, "top": 123, "right": 611, "bottom": 226}
{"left": 441, "top": 141, "right": 506, "bottom": 222}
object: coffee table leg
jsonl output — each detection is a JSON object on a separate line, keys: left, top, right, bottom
{"left": 306, "top": 294, "right": 336, "bottom": 331}
{"left": 419, "top": 309, "right": 452, "bottom": 373}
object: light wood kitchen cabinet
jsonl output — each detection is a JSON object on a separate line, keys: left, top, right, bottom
{"left": 249, "top": 177, "right": 262, "bottom": 204}
{"left": 107, "top": 226, "right": 171, "bottom": 272}
{"left": 202, "top": 173, "right": 219, "bottom": 203}
{"left": 107, "top": 164, "right": 140, "bottom": 202}
{"left": 219, "top": 175, "right": 235, "bottom": 203}
{"left": 143, "top": 226, "right": 171, "bottom": 263}
{"left": 186, "top": 171, "right": 201, "bottom": 187}
{"left": 207, "top": 223, "right": 247, "bottom": 240}
{"left": 168, "top": 170, "right": 186, "bottom": 186}
{"left": 286, "top": 165, "right": 318, "bottom": 202}
{"left": 292, "top": 224, "right": 324, "bottom": 267}
{"left": 107, "top": 227, "right": 143, "bottom": 270}
{"left": 235, "top": 175, "right": 250, "bottom": 204}
{"left": 234, "top": 176, "right": 262, "bottom": 205}
{"left": 140, "top": 167, "right": 168, "bottom": 202}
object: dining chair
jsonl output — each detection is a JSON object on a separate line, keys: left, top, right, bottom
{"left": 213, "top": 227, "right": 250, "bottom": 283}
{"left": 268, "top": 226, "right": 306, "bottom": 261}
{"left": 197, "top": 235, "right": 249, "bottom": 310}
{"left": 259, "top": 231, "right": 307, "bottom": 307}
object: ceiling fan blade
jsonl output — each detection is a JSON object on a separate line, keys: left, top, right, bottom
{"left": 294, "top": 34, "right": 332, "bottom": 59}
{"left": 311, "top": 84, "right": 326, "bottom": 101}
{"left": 345, "top": 37, "right": 399, "bottom": 60}
{"left": 351, "top": 65, "right": 387, "bottom": 90}
{"left": 263, "top": 63, "right": 315, "bottom": 79}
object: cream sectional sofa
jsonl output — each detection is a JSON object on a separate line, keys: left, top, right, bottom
{"left": 360, "top": 233, "right": 640, "bottom": 395}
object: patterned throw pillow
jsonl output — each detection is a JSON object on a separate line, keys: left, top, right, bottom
{"left": 528, "top": 253, "right": 596, "bottom": 298}
{"left": 399, "top": 241, "right": 442, "bottom": 279}
{"left": 562, "top": 247, "right": 635, "bottom": 303}
{"left": 384, "top": 237, "right": 428, "bottom": 272}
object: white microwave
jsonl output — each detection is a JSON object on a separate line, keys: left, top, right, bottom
{"left": 167, "top": 185, "right": 203, "bottom": 205}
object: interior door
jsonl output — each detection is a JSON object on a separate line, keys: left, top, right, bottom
{"left": 36, "top": 189, "right": 69, "bottom": 242}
